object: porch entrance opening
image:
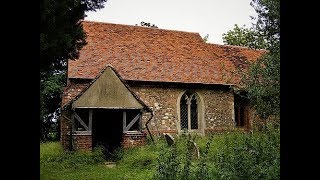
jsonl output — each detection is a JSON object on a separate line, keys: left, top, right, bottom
{"left": 92, "top": 109, "right": 122, "bottom": 155}
{"left": 91, "top": 109, "right": 141, "bottom": 156}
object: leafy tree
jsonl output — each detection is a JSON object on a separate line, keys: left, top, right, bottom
{"left": 245, "top": 45, "right": 280, "bottom": 119}
{"left": 40, "top": 0, "right": 107, "bottom": 73}
{"left": 222, "top": 24, "right": 267, "bottom": 49}
{"left": 246, "top": 0, "right": 280, "bottom": 119}
{"left": 40, "top": 0, "right": 107, "bottom": 141}
{"left": 250, "top": 0, "right": 280, "bottom": 48}
{"left": 224, "top": 0, "right": 280, "bottom": 119}
{"left": 40, "top": 72, "right": 66, "bottom": 141}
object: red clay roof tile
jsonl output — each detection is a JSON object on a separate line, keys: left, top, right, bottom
{"left": 68, "top": 21, "right": 265, "bottom": 85}
{"left": 63, "top": 21, "right": 265, "bottom": 107}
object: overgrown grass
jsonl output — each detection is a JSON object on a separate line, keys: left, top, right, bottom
{"left": 40, "top": 141, "right": 166, "bottom": 180}
{"left": 213, "top": 125, "right": 280, "bottom": 180}
{"left": 41, "top": 125, "right": 279, "bottom": 180}
{"left": 153, "top": 125, "right": 279, "bottom": 180}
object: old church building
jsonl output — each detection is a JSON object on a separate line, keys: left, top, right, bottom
{"left": 60, "top": 21, "right": 265, "bottom": 151}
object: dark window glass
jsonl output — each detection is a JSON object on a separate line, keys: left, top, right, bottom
{"left": 180, "top": 95, "right": 188, "bottom": 130}
{"left": 190, "top": 96, "right": 198, "bottom": 129}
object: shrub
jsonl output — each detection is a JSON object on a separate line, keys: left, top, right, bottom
{"left": 214, "top": 124, "right": 280, "bottom": 179}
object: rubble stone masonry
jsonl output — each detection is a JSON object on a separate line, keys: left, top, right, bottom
{"left": 61, "top": 82, "right": 244, "bottom": 151}
{"left": 130, "top": 83, "right": 235, "bottom": 135}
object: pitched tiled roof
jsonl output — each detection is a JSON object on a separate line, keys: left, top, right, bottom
{"left": 63, "top": 21, "right": 265, "bottom": 108}
{"left": 68, "top": 21, "right": 265, "bottom": 85}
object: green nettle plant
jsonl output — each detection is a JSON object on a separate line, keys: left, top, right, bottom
{"left": 153, "top": 143, "right": 180, "bottom": 180}
{"left": 181, "top": 134, "right": 195, "bottom": 180}
{"left": 195, "top": 137, "right": 211, "bottom": 180}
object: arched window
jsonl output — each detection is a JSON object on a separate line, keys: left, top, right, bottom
{"left": 180, "top": 91, "right": 199, "bottom": 131}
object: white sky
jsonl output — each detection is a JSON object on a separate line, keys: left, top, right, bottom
{"left": 85, "top": 0, "right": 257, "bottom": 44}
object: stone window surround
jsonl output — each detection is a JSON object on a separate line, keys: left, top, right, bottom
{"left": 176, "top": 90, "right": 205, "bottom": 135}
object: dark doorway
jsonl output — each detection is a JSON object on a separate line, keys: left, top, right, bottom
{"left": 92, "top": 109, "right": 123, "bottom": 156}
{"left": 234, "top": 94, "right": 249, "bottom": 129}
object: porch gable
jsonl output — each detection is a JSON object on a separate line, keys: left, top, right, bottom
{"left": 72, "top": 66, "right": 144, "bottom": 109}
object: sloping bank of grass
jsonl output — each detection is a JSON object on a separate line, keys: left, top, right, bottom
{"left": 41, "top": 125, "right": 279, "bottom": 180}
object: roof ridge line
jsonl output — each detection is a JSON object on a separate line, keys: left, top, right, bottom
{"left": 82, "top": 20, "right": 202, "bottom": 36}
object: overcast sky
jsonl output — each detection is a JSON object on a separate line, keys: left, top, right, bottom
{"left": 85, "top": 0, "right": 257, "bottom": 44}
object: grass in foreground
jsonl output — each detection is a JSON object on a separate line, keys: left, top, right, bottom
{"left": 40, "top": 140, "right": 165, "bottom": 180}
{"left": 41, "top": 125, "right": 279, "bottom": 180}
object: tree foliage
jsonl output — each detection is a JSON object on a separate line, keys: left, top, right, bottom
{"left": 224, "top": 0, "right": 280, "bottom": 119}
{"left": 40, "top": 0, "right": 106, "bottom": 73}
{"left": 40, "top": 0, "right": 107, "bottom": 141}
{"left": 251, "top": 0, "right": 280, "bottom": 48}
{"left": 246, "top": 0, "right": 280, "bottom": 119}
{"left": 222, "top": 24, "right": 267, "bottom": 49}
{"left": 40, "top": 72, "right": 66, "bottom": 141}
{"left": 245, "top": 46, "right": 280, "bottom": 119}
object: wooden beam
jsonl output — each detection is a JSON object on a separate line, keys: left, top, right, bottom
{"left": 124, "top": 114, "right": 140, "bottom": 132}
{"left": 71, "top": 114, "right": 75, "bottom": 131}
{"left": 74, "top": 112, "right": 89, "bottom": 131}
{"left": 123, "top": 111, "right": 126, "bottom": 132}
{"left": 88, "top": 110, "right": 93, "bottom": 131}
{"left": 138, "top": 113, "right": 142, "bottom": 131}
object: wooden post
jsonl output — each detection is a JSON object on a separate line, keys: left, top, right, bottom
{"left": 123, "top": 111, "right": 126, "bottom": 132}
{"left": 71, "top": 113, "right": 75, "bottom": 131}
{"left": 89, "top": 110, "right": 93, "bottom": 131}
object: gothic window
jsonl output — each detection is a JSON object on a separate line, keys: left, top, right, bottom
{"left": 180, "top": 91, "right": 199, "bottom": 131}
